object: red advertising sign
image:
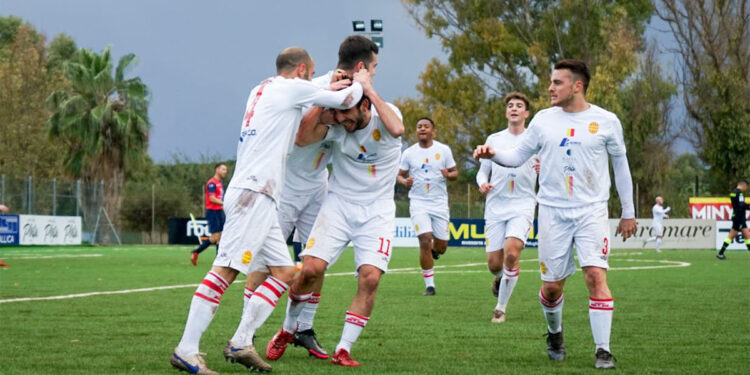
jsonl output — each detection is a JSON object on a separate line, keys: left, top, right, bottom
{"left": 689, "top": 197, "right": 734, "bottom": 220}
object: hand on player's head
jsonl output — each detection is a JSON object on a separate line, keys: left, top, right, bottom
{"left": 329, "top": 78, "right": 352, "bottom": 92}
{"left": 353, "top": 69, "right": 372, "bottom": 88}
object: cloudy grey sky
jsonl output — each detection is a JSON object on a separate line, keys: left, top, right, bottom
{"left": 1, "top": 1, "right": 688, "bottom": 162}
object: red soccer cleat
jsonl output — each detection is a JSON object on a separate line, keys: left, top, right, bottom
{"left": 265, "top": 329, "right": 294, "bottom": 360}
{"left": 190, "top": 252, "right": 199, "bottom": 266}
{"left": 332, "top": 349, "right": 360, "bottom": 367}
{"left": 0, "top": 259, "right": 8, "bottom": 268}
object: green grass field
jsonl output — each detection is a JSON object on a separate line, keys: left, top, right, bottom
{"left": 1, "top": 245, "right": 748, "bottom": 374}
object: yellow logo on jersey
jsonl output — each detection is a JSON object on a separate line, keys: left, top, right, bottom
{"left": 242, "top": 251, "right": 253, "bottom": 264}
{"left": 435, "top": 153, "right": 441, "bottom": 160}
{"left": 415, "top": 225, "right": 420, "bottom": 232}
{"left": 307, "top": 237, "right": 315, "bottom": 249}
{"left": 372, "top": 129, "right": 381, "bottom": 142}
{"left": 540, "top": 262, "right": 547, "bottom": 275}
{"left": 588, "top": 122, "right": 599, "bottom": 134}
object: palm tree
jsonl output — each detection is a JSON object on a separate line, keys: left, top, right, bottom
{"left": 46, "top": 46, "right": 151, "bottom": 241}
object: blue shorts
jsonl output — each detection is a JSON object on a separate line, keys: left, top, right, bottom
{"left": 206, "top": 209, "right": 225, "bottom": 234}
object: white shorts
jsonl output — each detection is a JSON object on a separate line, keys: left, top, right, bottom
{"left": 485, "top": 215, "right": 533, "bottom": 252}
{"left": 651, "top": 223, "right": 663, "bottom": 237}
{"left": 214, "top": 188, "right": 294, "bottom": 275}
{"left": 301, "top": 193, "right": 395, "bottom": 273}
{"left": 409, "top": 202, "right": 450, "bottom": 240}
{"left": 537, "top": 202, "right": 610, "bottom": 282}
{"left": 277, "top": 184, "right": 326, "bottom": 244}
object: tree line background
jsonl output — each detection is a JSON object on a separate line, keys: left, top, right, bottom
{"left": 1, "top": 0, "right": 748, "bottom": 237}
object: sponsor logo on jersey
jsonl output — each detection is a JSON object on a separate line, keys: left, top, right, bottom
{"left": 242, "top": 250, "right": 253, "bottom": 264}
{"left": 588, "top": 122, "right": 599, "bottom": 134}
{"left": 357, "top": 145, "right": 378, "bottom": 163}
{"left": 566, "top": 128, "right": 575, "bottom": 137}
{"left": 560, "top": 128, "right": 580, "bottom": 147}
{"left": 239, "top": 128, "right": 257, "bottom": 142}
{"left": 372, "top": 129, "right": 381, "bottom": 142}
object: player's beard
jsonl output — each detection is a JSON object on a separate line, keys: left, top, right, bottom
{"left": 345, "top": 114, "right": 366, "bottom": 133}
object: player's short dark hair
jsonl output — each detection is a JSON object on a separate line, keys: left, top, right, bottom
{"left": 276, "top": 47, "right": 311, "bottom": 74}
{"left": 417, "top": 117, "right": 435, "bottom": 128}
{"left": 214, "top": 162, "right": 226, "bottom": 170}
{"left": 554, "top": 59, "right": 591, "bottom": 94}
{"left": 739, "top": 180, "right": 749, "bottom": 186}
{"left": 504, "top": 92, "right": 531, "bottom": 111}
{"left": 337, "top": 35, "right": 379, "bottom": 71}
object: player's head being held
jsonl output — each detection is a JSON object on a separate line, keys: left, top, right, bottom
{"left": 504, "top": 91, "right": 531, "bottom": 126}
{"left": 416, "top": 117, "right": 436, "bottom": 145}
{"left": 276, "top": 47, "right": 314, "bottom": 80}
{"left": 550, "top": 59, "right": 590, "bottom": 107}
{"left": 334, "top": 95, "right": 372, "bottom": 133}
{"left": 337, "top": 35, "right": 379, "bottom": 77}
{"left": 214, "top": 162, "right": 228, "bottom": 179}
{"left": 738, "top": 180, "right": 749, "bottom": 191}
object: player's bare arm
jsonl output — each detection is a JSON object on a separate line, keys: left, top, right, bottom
{"left": 208, "top": 194, "right": 222, "bottom": 206}
{"left": 441, "top": 166, "right": 458, "bottom": 181}
{"left": 353, "top": 69, "right": 404, "bottom": 137}
{"left": 397, "top": 169, "right": 414, "bottom": 188}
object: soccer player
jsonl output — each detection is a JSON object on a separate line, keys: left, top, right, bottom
{"left": 474, "top": 59, "right": 636, "bottom": 369}
{"left": 476, "top": 92, "right": 538, "bottom": 323}
{"left": 643, "top": 196, "right": 670, "bottom": 252}
{"left": 170, "top": 47, "right": 364, "bottom": 375}
{"left": 0, "top": 203, "right": 8, "bottom": 268}
{"left": 397, "top": 117, "right": 457, "bottom": 296}
{"left": 717, "top": 180, "right": 750, "bottom": 259}
{"left": 190, "top": 163, "right": 228, "bottom": 266}
{"left": 243, "top": 35, "right": 380, "bottom": 360}
{"left": 265, "top": 69, "right": 404, "bottom": 367}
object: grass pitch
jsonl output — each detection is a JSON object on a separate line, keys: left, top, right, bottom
{"left": 0, "top": 245, "right": 748, "bottom": 374}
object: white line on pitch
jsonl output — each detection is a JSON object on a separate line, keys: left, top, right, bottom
{"left": 2, "top": 254, "right": 103, "bottom": 260}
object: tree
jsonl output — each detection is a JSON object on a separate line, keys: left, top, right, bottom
{"left": 656, "top": 0, "right": 750, "bottom": 192}
{"left": 46, "top": 46, "right": 151, "bottom": 238}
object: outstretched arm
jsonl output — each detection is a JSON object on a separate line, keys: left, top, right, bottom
{"left": 296, "top": 107, "right": 335, "bottom": 146}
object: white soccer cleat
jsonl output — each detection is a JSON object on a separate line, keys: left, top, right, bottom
{"left": 170, "top": 348, "right": 218, "bottom": 374}
{"left": 491, "top": 309, "right": 506, "bottom": 323}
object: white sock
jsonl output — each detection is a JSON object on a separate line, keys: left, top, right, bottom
{"left": 646, "top": 237, "right": 656, "bottom": 243}
{"left": 230, "top": 276, "right": 288, "bottom": 347}
{"left": 243, "top": 287, "right": 253, "bottom": 311}
{"left": 655, "top": 238, "right": 662, "bottom": 251}
{"left": 297, "top": 293, "right": 320, "bottom": 332}
{"left": 177, "top": 271, "right": 229, "bottom": 355}
{"left": 336, "top": 311, "right": 369, "bottom": 353}
{"left": 589, "top": 298, "right": 613, "bottom": 353}
{"left": 422, "top": 268, "right": 435, "bottom": 288}
{"left": 281, "top": 289, "right": 313, "bottom": 334}
{"left": 539, "top": 289, "right": 564, "bottom": 333}
{"left": 495, "top": 267, "right": 519, "bottom": 313}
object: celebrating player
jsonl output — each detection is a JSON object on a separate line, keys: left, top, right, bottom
{"left": 170, "top": 47, "right": 363, "bottom": 375}
{"left": 474, "top": 59, "right": 636, "bottom": 369}
{"left": 241, "top": 35, "right": 380, "bottom": 360}
{"left": 190, "top": 162, "right": 228, "bottom": 265}
{"left": 643, "top": 196, "right": 670, "bottom": 252}
{"left": 397, "top": 117, "right": 457, "bottom": 296}
{"left": 265, "top": 69, "right": 404, "bottom": 367}
{"left": 717, "top": 180, "right": 750, "bottom": 259}
{"left": 476, "top": 92, "right": 538, "bottom": 323}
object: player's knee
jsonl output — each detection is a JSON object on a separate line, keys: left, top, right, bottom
{"left": 542, "top": 282, "right": 564, "bottom": 299}
{"left": 358, "top": 266, "right": 382, "bottom": 291}
{"left": 434, "top": 239, "right": 447, "bottom": 251}
{"left": 504, "top": 253, "right": 518, "bottom": 268}
{"left": 418, "top": 236, "right": 432, "bottom": 249}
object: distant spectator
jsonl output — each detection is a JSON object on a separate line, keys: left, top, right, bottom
{"left": 0, "top": 204, "right": 8, "bottom": 213}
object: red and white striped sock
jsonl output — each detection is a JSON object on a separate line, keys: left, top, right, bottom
{"left": 495, "top": 267, "right": 519, "bottom": 312}
{"left": 589, "top": 298, "right": 614, "bottom": 353}
{"left": 243, "top": 287, "right": 254, "bottom": 311}
{"left": 178, "top": 271, "right": 229, "bottom": 355}
{"left": 297, "top": 293, "right": 320, "bottom": 331}
{"left": 422, "top": 268, "right": 435, "bottom": 288}
{"left": 336, "top": 311, "right": 369, "bottom": 353}
{"left": 539, "top": 289, "right": 564, "bottom": 334}
{"left": 231, "top": 276, "right": 288, "bottom": 347}
{"left": 282, "top": 289, "right": 313, "bottom": 333}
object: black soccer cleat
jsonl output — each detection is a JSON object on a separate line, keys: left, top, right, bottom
{"left": 293, "top": 329, "right": 329, "bottom": 359}
{"left": 431, "top": 249, "right": 440, "bottom": 260}
{"left": 545, "top": 329, "right": 566, "bottom": 361}
{"left": 491, "top": 276, "right": 502, "bottom": 297}
{"left": 594, "top": 348, "right": 616, "bottom": 369}
{"left": 716, "top": 253, "right": 727, "bottom": 260}
{"left": 423, "top": 286, "right": 436, "bottom": 296}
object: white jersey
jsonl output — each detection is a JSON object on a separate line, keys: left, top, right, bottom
{"left": 652, "top": 204, "right": 670, "bottom": 227}
{"left": 228, "top": 75, "right": 362, "bottom": 202}
{"left": 477, "top": 129, "right": 537, "bottom": 220}
{"left": 400, "top": 141, "right": 456, "bottom": 208}
{"left": 326, "top": 103, "right": 403, "bottom": 203}
{"left": 502, "top": 104, "right": 627, "bottom": 208}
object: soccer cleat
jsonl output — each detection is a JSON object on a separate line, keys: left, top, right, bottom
{"left": 170, "top": 349, "right": 218, "bottom": 374}
{"left": 491, "top": 309, "right": 506, "bottom": 323}
{"left": 294, "top": 262, "right": 303, "bottom": 272}
{"left": 545, "top": 329, "right": 566, "bottom": 361}
{"left": 191, "top": 252, "right": 199, "bottom": 266}
{"left": 491, "top": 276, "right": 501, "bottom": 297}
{"left": 265, "top": 329, "right": 294, "bottom": 360}
{"left": 716, "top": 253, "right": 727, "bottom": 260}
{"left": 223, "top": 341, "right": 272, "bottom": 372}
{"left": 594, "top": 348, "right": 616, "bottom": 369}
{"left": 0, "top": 259, "right": 8, "bottom": 268}
{"left": 332, "top": 348, "right": 360, "bottom": 367}
{"left": 423, "top": 286, "right": 436, "bottom": 296}
{"left": 431, "top": 249, "right": 440, "bottom": 260}
{"left": 293, "top": 329, "right": 329, "bottom": 359}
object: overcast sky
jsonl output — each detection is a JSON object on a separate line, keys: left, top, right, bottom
{"left": 1, "top": 1, "right": 689, "bottom": 162}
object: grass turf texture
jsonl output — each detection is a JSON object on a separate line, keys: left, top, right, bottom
{"left": 0, "top": 245, "right": 748, "bottom": 374}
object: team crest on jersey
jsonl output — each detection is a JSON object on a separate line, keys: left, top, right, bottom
{"left": 588, "top": 122, "right": 599, "bottom": 134}
{"left": 415, "top": 225, "right": 420, "bottom": 232}
{"left": 242, "top": 251, "right": 253, "bottom": 264}
{"left": 372, "top": 129, "right": 381, "bottom": 142}
{"left": 540, "top": 262, "right": 547, "bottom": 275}
{"left": 307, "top": 237, "right": 315, "bottom": 249}
{"left": 435, "top": 153, "right": 441, "bottom": 160}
